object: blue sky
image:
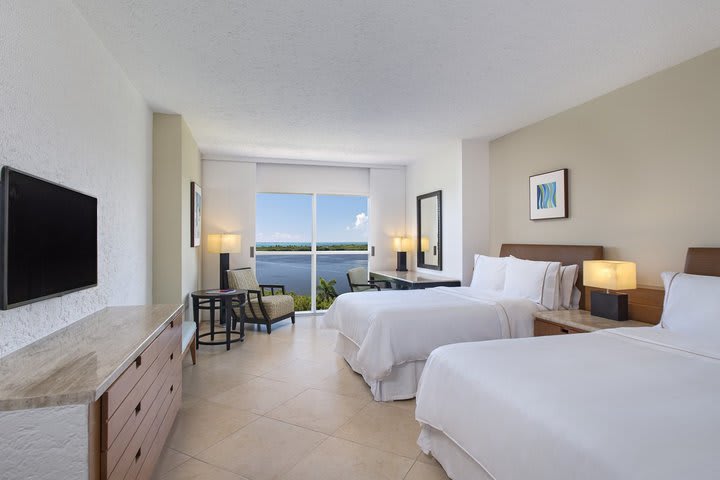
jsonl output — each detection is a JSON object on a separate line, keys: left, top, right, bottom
{"left": 256, "top": 193, "right": 368, "bottom": 243}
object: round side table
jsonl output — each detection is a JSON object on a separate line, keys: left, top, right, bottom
{"left": 191, "top": 289, "right": 246, "bottom": 351}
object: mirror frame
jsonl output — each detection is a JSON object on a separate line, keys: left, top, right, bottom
{"left": 416, "top": 190, "right": 442, "bottom": 270}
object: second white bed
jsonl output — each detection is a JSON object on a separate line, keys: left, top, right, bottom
{"left": 323, "top": 287, "right": 541, "bottom": 401}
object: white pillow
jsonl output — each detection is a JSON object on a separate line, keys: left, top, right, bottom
{"left": 660, "top": 272, "right": 720, "bottom": 339}
{"left": 470, "top": 255, "right": 507, "bottom": 291}
{"left": 503, "top": 256, "right": 562, "bottom": 310}
{"left": 558, "top": 264, "right": 579, "bottom": 310}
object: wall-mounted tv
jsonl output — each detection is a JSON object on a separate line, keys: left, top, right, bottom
{"left": 1, "top": 167, "right": 97, "bottom": 310}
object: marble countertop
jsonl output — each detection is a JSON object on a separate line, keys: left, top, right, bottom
{"left": 0, "top": 305, "right": 182, "bottom": 411}
{"left": 534, "top": 309, "right": 651, "bottom": 331}
{"left": 370, "top": 270, "right": 460, "bottom": 283}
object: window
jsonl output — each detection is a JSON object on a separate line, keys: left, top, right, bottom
{"left": 256, "top": 193, "right": 368, "bottom": 312}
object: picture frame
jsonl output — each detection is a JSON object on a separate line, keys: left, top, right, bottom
{"left": 529, "top": 168, "right": 568, "bottom": 220}
{"left": 191, "top": 182, "right": 202, "bottom": 247}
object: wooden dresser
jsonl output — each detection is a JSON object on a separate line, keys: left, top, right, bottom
{"left": 0, "top": 305, "right": 183, "bottom": 480}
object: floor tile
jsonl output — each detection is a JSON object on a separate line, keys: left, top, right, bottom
{"left": 266, "top": 388, "right": 369, "bottom": 434}
{"left": 279, "top": 437, "right": 414, "bottom": 480}
{"left": 335, "top": 402, "right": 421, "bottom": 458}
{"left": 182, "top": 362, "right": 257, "bottom": 399}
{"left": 312, "top": 364, "right": 373, "bottom": 400}
{"left": 262, "top": 358, "right": 345, "bottom": 386}
{"left": 195, "top": 416, "right": 327, "bottom": 480}
{"left": 208, "top": 376, "right": 307, "bottom": 415}
{"left": 152, "top": 447, "right": 190, "bottom": 478}
{"left": 404, "top": 462, "right": 450, "bottom": 480}
{"left": 166, "top": 397, "right": 259, "bottom": 456}
{"left": 415, "top": 452, "right": 441, "bottom": 467}
{"left": 159, "top": 458, "right": 249, "bottom": 479}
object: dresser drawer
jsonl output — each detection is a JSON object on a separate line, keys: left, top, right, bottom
{"left": 106, "top": 357, "right": 181, "bottom": 480}
{"left": 103, "top": 337, "right": 180, "bottom": 474}
{"left": 103, "top": 316, "right": 180, "bottom": 418}
{"left": 534, "top": 319, "right": 582, "bottom": 336}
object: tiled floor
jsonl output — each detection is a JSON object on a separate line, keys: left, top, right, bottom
{"left": 154, "top": 316, "right": 450, "bottom": 480}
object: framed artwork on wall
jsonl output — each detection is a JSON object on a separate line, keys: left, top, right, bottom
{"left": 191, "top": 182, "right": 202, "bottom": 247}
{"left": 529, "top": 168, "right": 568, "bottom": 220}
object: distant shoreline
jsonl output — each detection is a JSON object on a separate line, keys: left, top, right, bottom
{"left": 257, "top": 242, "right": 368, "bottom": 252}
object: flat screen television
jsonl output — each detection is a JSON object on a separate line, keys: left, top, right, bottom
{"left": 1, "top": 167, "right": 97, "bottom": 310}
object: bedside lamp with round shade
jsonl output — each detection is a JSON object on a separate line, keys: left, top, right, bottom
{"left": 583, "top": 260, "right": 637, "bottom": 321}
{"left": 393, "top": 236, "right": 409, "bottom": 272}
{"left": 207, "top": 234, "right": 242, "bottom": 289}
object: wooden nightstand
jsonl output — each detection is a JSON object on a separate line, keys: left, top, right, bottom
{"left": 534, "top": 310, "right": 649, "bottom": 336}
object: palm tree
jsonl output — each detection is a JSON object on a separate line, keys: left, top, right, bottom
{"left": 317, "top": 277, "right": 338, "bottom": 303}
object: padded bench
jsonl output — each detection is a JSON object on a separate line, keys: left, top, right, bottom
{"left": 182, "top": 320, "right": 197, "bottom": 365}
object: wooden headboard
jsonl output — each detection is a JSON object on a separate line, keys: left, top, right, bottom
{"left": 685, "top": 247, "right": 720, "bottom": 276}
{"left": 499, "top": 243, "right": 604, "bottom": 310}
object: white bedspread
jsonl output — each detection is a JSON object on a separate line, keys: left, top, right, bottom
{"left": 322, "top": 287, "right": 540, "bottom": 380}
{"left": 416, "top": 327, "right": 720, "bottom": 480}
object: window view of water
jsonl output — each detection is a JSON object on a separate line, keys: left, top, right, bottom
{"left": 255, "top": 253, "right": 368, "bottom": 296}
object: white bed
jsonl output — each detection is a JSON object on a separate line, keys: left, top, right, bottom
{"left": 415, "top": 253, "right": 720, "bottom": 480}
{"left": 324, "top": 287, "right": 541, "bottom": 401}
{"left": 323, "top": 244, "right": 604, "bottom": 401}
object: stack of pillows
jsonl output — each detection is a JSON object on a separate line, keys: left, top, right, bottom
{"left": 470, "top": 255, "right": 580, "bottom": 311}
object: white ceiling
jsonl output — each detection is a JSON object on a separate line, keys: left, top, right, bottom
{"left": 73, "top": 0, "right": 720, "bottom": 164}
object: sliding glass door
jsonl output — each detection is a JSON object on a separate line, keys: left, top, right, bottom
{"left": 256, "top": 193, "right": 368, "bottom": 313}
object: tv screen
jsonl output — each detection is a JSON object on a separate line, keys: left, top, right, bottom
{"left": 1, "top": 167, "right": 97, "bottom": 309}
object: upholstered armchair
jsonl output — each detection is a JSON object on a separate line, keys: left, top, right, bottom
{"left": 227, "top": 267, "right": 295, "bottom": 334}
{"left": 346, "top": 267, "right": 391, "bottom": 292}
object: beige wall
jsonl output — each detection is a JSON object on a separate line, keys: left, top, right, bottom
{"left": 153, "top": 114, "right": 202, "bottom": 309}
{"left": 490, "top": 48, "right": 720, "bottom": 286}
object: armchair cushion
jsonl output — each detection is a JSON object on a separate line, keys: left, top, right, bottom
{"left": 241, "top": 294, "right": 295, "bottom": 321}
{"left": 227, "top": 268, "right": 261, "bottom": 291}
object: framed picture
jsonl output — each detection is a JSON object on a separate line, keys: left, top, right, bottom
{"left": 529, "top": 168, "right": 568, "bottom": 220}
{"left": 191, "top": 182, "right": 202, "bottom": 247}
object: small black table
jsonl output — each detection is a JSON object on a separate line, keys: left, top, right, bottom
{"left": 191, "top": 289, "right": 247, "bottom": 351}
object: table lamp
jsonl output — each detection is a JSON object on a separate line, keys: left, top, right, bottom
{"left": 394, "top": 236, "right": 409, "bottom": 272}
{"left": 583, "top": 260, "right": 637, "bottom": 321}
{"left": 208, "top": 233, "right": 242, "bottom": 289}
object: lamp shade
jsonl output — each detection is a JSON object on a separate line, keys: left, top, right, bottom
{"left": 420, "top": 237, "right": 430, "bottom": 252}
{"left": 393, "top": 237, "right": 409, "bottom": 252}
{"left": 583, "top": 260, "right": 637, "bottom": 291}
{"left": 207, "top": 234, "right": 242, "bottom": 254}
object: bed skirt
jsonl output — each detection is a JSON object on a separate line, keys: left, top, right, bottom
{"left": 417, "top": 425, "right": 494, "bottom": 480}
{"left": 335, "top": 333, "right": 426, "bottom": 401}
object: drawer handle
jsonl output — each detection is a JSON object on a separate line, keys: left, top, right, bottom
{"left": 170, "top": 352, "right": 174, "bottom": 361}
{"left": 135, "top": 355, "right": 142, "bottom": 368}
{"left": 561, "top": 328, "right": 569, "bottom": 334}
{"left": 170, "top": 320, "right": 175, "bottom": 328}
{"left": 135, "top": 447, "right": 142, "bottom": 462}
{"left": 135, "top": 401, "right": 142, "bottom": 415}
{"left": 170, "top": 384, "right": 174, "bottom": 393}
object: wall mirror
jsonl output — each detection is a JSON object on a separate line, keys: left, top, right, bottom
{"left": 417, "top": 190, "right": 442, "bottom": 270}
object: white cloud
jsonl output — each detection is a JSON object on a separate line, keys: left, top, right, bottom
{"left": 352, "top": 212, "right": 368, "bottom": 230}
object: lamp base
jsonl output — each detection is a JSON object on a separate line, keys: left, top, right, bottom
{"left": 219, "top": 252, "right": 230, "bottom": 289}
{"left": 396, "top": 251, "right": 408, "bottom": 272}
{"left": 590, "top": 291, "right": 629, "bottom": 321}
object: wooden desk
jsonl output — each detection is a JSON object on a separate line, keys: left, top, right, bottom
{"left": 369, "top": 270, "right": 461, "bottom": 289}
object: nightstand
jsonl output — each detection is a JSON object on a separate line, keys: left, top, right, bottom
{"left": 534, "top": 310, "right": 649, "bottom": 336}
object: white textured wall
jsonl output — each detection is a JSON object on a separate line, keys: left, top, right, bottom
{"left": 0, "top": 0, "right": 152, "bottom": 357}
{"left": 405, "top": 143, "right": 463, "bottom": 279}
{"left": 0, "top": 404, "right": 89, "bottom": 479}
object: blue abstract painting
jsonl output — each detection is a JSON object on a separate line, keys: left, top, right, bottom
{"left": 536, "top": 182, "right": 557, "bottom": 209}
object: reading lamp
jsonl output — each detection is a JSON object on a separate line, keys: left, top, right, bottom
{"left": 583, "top": 260, "right": 637, "bottom": 321}
{"left": 419, "top": 237, "right": 430, "bottom": 265}
{"left": 393, "top": 237, "right": 409, "bottom": 272}
{"left": 207, "top": 234, "right": 242, "bottom": 289}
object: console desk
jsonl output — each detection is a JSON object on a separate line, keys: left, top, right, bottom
{"left": 369, "top": 270, "right": 461, "bottom": 289}
{"left": 0, "top": 305, "right": 183, "bottom": 480}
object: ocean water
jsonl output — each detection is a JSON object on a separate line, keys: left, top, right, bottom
{"left": 255, "top": 254, "right": 368, "bottom": 296}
